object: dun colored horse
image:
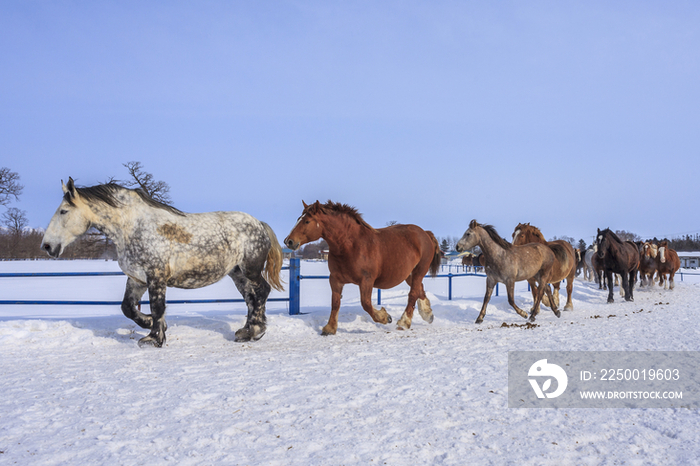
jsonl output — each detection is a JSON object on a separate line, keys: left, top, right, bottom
{"left": 638, "top": 242, "right": 658, "bottom": 287}
{"left": 41, "top": 178, "right": 284, "bottom": 347}
{"left": 284, "top": 201, "right": 441, "bottom": 334}
{"left": 595, "top": 228, "right": 639, "bottom": 303}
{"left": 511, "top": 223, "right": 577, "bottom": 313}
{"left": 455, "top": 220, "right": 558, "bottom": 323}
{"left": 656, "top": 240, "right": 681, "bottom": 290}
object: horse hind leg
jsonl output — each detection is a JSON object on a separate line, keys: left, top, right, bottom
{"left": 397, "top": 280, "right": 433, "bottom": 330}
{"left": 138, "top": 278, "right": 168, "bottom": 348}
{"left": 563, "top": 277, "right": 574, "bottom": 312}
{"left": 230, "top": 264, "right": 271, "bottom": 342}
{"left": 417, "top": 297, "right": 434, "bottom": 323}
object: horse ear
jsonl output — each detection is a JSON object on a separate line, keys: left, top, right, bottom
{"left": 62, "top": 178, "right": 77, "bottom": 198}
{"left": 302, "top": 200, "right": 308, "bottom": 209}
{"left": 469, "top": 219, "right": 478, "bottom": 229}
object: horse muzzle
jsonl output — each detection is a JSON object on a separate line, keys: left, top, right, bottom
{"left": 41, "top": 242, "right": 62, "bottom": 258}
{"left": 284, "top": 237, "right": 300, "bottom": 251}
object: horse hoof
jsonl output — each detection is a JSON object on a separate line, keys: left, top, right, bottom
{"left": 475, "top": 318, "right": 483, "bottom": 324}
{"left": 607, "top": 299, "right": 614, "bottom": 304}
{"left": 234, "top": 325, "right": 266, "bottom": 342}
{"left": 528, "top": 316, "right": 536, "bottom": 323}
{"left": 428, "top": 314, "right": 434, "bottom": 324}
{"left": 386, "top": 315, "right": 392, "bottom": 324}
{"left": 554, "top": 310, "right": 561, "bottom": 318}
{"left": 137, "top": 336, "right": 163, "bottom": 348}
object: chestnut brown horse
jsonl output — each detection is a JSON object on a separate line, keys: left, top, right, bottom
{"left": 596, "top": 228, "right": 639, "bottom": 303}
{"left": 455, "top": 220, "right": 558, "bottom": 323}
{"left": 656, "top": 240, "right": 680, "bottom": 290}
{"left": 284, "top": 201, "right": 442, "bottom": 335}
{"left": 511, "top": 223, "right": 577, "bottom": 313}
{"left": 638, "top": 241, "right": 658, "bottom": 287}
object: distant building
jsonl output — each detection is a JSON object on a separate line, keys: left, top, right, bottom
{"left": 677, "top": 251, "right": 700, "bottom": 268}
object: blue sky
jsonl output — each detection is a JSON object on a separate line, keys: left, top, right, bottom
{"left": 2, "top": 1, "right": 699, "bottom": 246}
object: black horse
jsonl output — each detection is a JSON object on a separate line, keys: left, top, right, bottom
{"left": 595, "top": 228, "right": 639, "bottom": 303}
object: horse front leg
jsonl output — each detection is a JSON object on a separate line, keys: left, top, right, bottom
{"left": 625, "top": 270, "right": 635, "bottom": 301}
{"left": 358, "top": 280, "right": 392, "bottom": 327}
{"left": 475, "top": 277, "right": 497, "bottom": 324}
{"left": 322, "top": 276, "right": 344, "bottom": 336}
{"left": 605, "top": 270, "right": 615, "bottom": 303}
{"left": 138, "top": 279, "right": 168, "bottom": 348}
{"left": 121, "top": 278, "right": 153, "bottom": 330}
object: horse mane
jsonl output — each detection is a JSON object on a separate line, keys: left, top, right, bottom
{"left": 471, "top": 220, "right": 511, "bottom": 250}
{"left": 599, "top": 228, "right": 624, "bottom": 244}
{"left": 312, "top": 201, "right": 375, "bottom": 231}
{"left": 517, "top": 223, "right": 546, "bottom": 242}
{"left": 69, "top": 182, "right": 185, "bottom": 217}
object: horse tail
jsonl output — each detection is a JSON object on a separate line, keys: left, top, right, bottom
{"left": 262, "top": 222, "right": 285, "bottom": 291}
{"left": 426, "top": 231, "right": 442, "bottom": 278}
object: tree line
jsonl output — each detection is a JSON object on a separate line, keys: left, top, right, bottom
{"left": 3, "top": 165, "right": 700, "bottom": 259}
{"left": 0, "top": 162, "right": 167, "bottom": 260}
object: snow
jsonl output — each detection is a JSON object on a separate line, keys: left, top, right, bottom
{"left": 1, "top": 259, "right": 700, "bottom": 465}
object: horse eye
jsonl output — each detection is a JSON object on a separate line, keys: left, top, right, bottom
{"left": 304, "top": 220, "right": 310, "bottom": 225}
{"left": 60, "top": 209, "right": 68, "bottom": 215}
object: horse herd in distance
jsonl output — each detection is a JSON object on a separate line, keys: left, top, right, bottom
{"left": 39, "top": 179, "right": 680, "bottom": 347}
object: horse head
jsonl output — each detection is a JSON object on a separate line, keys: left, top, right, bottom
{"left": 455, "top": 220, "right": 481, "bottom": 253}
{"left": 284, "top": 200, "right": 324, "bottom": 250}
{"left": 595, "top": 228, "right": 609, "bottom": 259}
{"left": 511, "top": 223, "right": 528, "bottom": 245}
{"left": 642, "top": 242, "right": 658, "bottom": 259}
{"left": 41, "top": 178, "right": 95, "bottom": 258}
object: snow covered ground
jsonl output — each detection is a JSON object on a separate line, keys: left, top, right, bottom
{"left": 1, "top": 259, "right": 700, "bottom": 465}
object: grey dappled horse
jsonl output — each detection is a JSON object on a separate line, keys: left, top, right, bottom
{"left": 41, "top": 178, "right": 283, "bottom": 347}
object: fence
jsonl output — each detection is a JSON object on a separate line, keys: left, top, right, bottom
{"left": 5, "top": 259, "right": 694, "bottom": 315}
{"left": 0, "top": 258, "right": 489, "bottom": 315}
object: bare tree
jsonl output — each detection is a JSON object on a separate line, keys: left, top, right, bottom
{"left": 121, "top": 161, "right": 172, "bottom": 204}
{"left": 2, "top": 207, "right": 28, "bottom": 234}
{"left": 0, "top": 167, "right": 23, "bottom": 207}
{"left": 615, "top": 230, "right": 641, "bottom": 242}
{"left": 550, "top": 235, "right": 577, "bottom": 248}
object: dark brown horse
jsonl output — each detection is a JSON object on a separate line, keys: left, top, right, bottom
{"left": 595, "top": 228, "right": 639, "bottom": 303}
{"left": 656, "top": 240, "right": 680, "bottom": 290}
{"left": 638, "top": 241, "right": 658, "bottom": 287}
{"left": 455, "top": 220, "right": 558, "bottom": 323}
{"left": 284, "top": 201, "right": 442, "bottom": 335}
{"left": 511, "top": 223, "right": 577, "bottom": 313}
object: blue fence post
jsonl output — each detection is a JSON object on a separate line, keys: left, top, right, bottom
{"left": 377, "top": 288, "right": 381, "bottom": 306}
{"left": 448, "top": 273, "right": 453, "bottom": 300}
{"left": 496, "top": 282, "right": 499, "bottom": 297}
{"left": 289, "top": 257, "right": 300, "bottom": 315}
